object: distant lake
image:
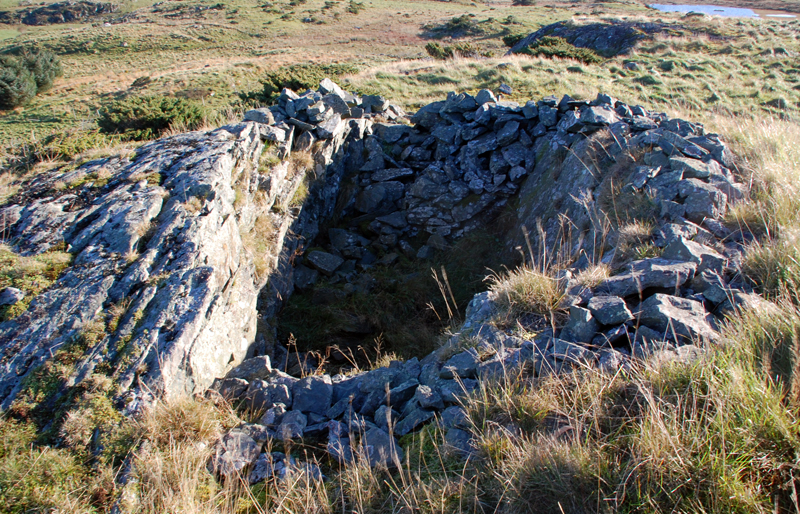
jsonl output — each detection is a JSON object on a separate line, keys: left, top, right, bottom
{"left": 649, "top": 3, "right": 797, "bottom": 18}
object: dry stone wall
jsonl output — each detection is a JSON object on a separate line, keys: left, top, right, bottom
{"left": 0, "top": 78, "right": 762, "bottom": 478}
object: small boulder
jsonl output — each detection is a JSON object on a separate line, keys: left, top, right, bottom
{"left": 586, "top": 296, "right": 633, "bottom": 326}
{"left": 292, "top": 375, "right": 333, "bottom": 415}
{"left": 306, "top": 251, "right": 344, "bottom": 276}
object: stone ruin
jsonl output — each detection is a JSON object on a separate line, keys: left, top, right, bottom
{"left": 0, "top": 77, "right": 761, "bottom": 481}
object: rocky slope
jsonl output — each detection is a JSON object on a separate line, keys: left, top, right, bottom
{"left": 0, "top": 78, "right": 758, "bottom": 478}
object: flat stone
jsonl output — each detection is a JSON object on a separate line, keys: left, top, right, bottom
{"left": 244, "top": 108, "right": 275, "bottom": 125}
{"left": 638, "top": 293, "right": 718, "bottom": 342}
{"left": 306, "top": 251, "right": 344, "bottom": 276}
{"left": 276, "top": 410, "right": 307, "bottom": 439}
{"left": 439, "top": 348, "right": 480, "bottom": 379}
{"left": 496, "top": 120, "right": 520, "bottom": 146}
{"left": 394, "top": 407, "right": 435, "bottom": 436}
{"left": 226, "top": 356, "right": 272, "bottom": 382}
{"left": 372, "top": 168, "right": 413, "bottom": 182}
{"left": 559, "top": 306, "right": 599, "bottom": 344}
{"left": 586, "top": 296, "right": 633, "bottom": 326}
{"left": 661, "top": 237, "right": 726, "bottom": 274}
{"left": 596, "top": 258, "right": 697, "bottom": 298}
{"left": 362, "top": 427, "right": 403, "bottom": 468}
{"left": 292, "top": 375, "right": 333, "bottom": 415}
{"left": 414, "top": 384, "right": 444, "bottom": 410}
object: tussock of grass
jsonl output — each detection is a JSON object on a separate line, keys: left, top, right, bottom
{"left": 489, "top": 265, "right": 566, "bottom": 328}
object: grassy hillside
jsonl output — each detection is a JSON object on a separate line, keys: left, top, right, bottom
{"left": 2, "top": 0, "right": 800, "bottom": 512}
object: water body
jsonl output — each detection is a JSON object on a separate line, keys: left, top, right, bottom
{"left": 650, "top": 3, "right": 797, "bottom": 17}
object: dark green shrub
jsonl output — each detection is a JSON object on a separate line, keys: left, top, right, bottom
{"left": 0, "top": 58, "right": 36, "bottom": 109}
{"left": 516, "top": 36, "right": 603, "bottom": 64}
{"left": 0, "top": 48, "right": 62, "bottom": 109}
{"left": 422, "top": 14, "right": 487, "bottom": 39}
{"left": 98, "top": 95, "right": 205, "bottom": 141}
{"left": 425, "top": 42, "right": 478, "bottom": 60}
{"left": 502, "top": 33, "right": 527, "bottom": 48}
{"left": 260, "top": 63, "right": 360, "bottom": 101}
{"left": 21, "top": 49, "right": 62, "bottom": 92}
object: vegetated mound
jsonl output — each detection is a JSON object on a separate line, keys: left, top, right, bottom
{"left": 507, "top": 20, "right": 671, "bottom": 58}
{"left": 0, "top": 1, "right": 116, "bottom": 25}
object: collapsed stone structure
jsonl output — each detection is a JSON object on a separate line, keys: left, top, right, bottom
{"left": 0, "top": 77, "right": 759, "bottom": 480}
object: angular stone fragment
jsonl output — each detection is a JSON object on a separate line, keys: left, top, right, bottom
{"left": 277, "top": 410, "right": 307, "bottom": 439}
{"left": 0, "top": 287, "right": 24, "bottom": 306}
{"left": 306, "top": 251, "right": 344, "bottom": 276}
{"left": 292, "top": 375, "right": 333, "bottom": 415}
{"left": 212, "top": 429, "right": 261, "bottom": 477}
{"left": 394, "top": 408, "right": 435, "bottom": 436}
{"left": 661, "top": 237, "right": 726, "bottom": 274}
{"left": 638, "top": 293, "right": 718, "bottom": 342}
{"left": 361, "top": 427, "right": 403, "bottom": 468}
{"left": 559, "top": 306, "right": 599, "bottom": 344}
{"left": 244, "top": 108, "right": 275, "bottom": 125}
{"left": 586, "top": 296, "right": 633, "bottom": 326}
{"left": 439, "top": 348, "right": 480, "bottom": 379}
{"left": 226, "top": 356, "right": 272, "bottom": 381}
{"left": 414, "top": 384, "right": 444, "bottom": 410}
{"left": 596, "top": 258, "right": 697, "bottom": 297}
{"left": 316, "top": 114, "right": 344, "bottom": 139}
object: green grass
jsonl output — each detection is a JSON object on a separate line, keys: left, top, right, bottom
{"left": 0, "top": 244, "right": 72, "bottom": 321}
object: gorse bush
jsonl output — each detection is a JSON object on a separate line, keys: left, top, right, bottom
{"left": 0, "top": 48, "right": 62, "bottom": 109}
{"left": 98, "top": 95, "right": 206, "bottom": 141}
{"left": 516, "top": 35, "right": 603, "bottom": 64}
{"left": 425, "top": 42, "right": 479, "bottom": 60}
{"left": 260, "top": 63, "right": 360, "bottom": 101}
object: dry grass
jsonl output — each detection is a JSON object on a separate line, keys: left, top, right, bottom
{"left": 488, "top": 265, "right": 567, "bottom": 329}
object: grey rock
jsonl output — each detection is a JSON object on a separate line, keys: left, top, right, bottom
{"left": 394, "top": 407, "right": 435, "bottom": 436}
{"left": 361, "top": 427, "right": 403, "bottom": 468}
{"left": 445, "top": 428, "right": 476, "bottom": 457}
{"left": 440, "top": 348, "right": 480, "bottom": 379}
{"left": 294, "top": 264, "right": 319, "bottom": 290}
{"left": 212, "top": 429, "right": 261, "bottom": 477}
{"left": 522, "top": 100, "right": 538, "bottom": 119}
{"left": 260, "top": 404, "right": 287, "bottom": 426}
{"left": 638, "top": 293, "right": 718, "bottom": 342}
{"left": 292, "top": 375, "right": 333, "bottom": 415}
{"left": 496, "top": 120, "right": 520, "bottom": 146}
{"left": 226, "top": 356, "right": 272, "bottom": 382}
{"left": 316, "top": 114, "right": 344, "bottom": 139}
{"left": 294, "top": 130, "right": 316, "bottom": 152}
{"left": 244, "top": 108, "right": 275, "bottom": 125}
{"left": 372, "top": 168, "right": 414, "bottom": 182}
{"left": 596, "top": 258, "right": 697, "bottom": 297}
{"left": 559, "top": 306, "right": 599, "bottom": 344}
{"left": 475, "top": 89, "right": 497, "bottom": 105}
{"left": 355, "top": 184, "right": 387, "bottom": 213}
{"left": 0, "top": 287, "right": 24, "bottom": 306}
{"left": 277, "top": 410, "right": 308, "bottom": 440}
{"left": 213, "top": 378, "right": 249, "bottom": 400}
{"left": 661, "top": 237, "right": 726, "bottom": 274}
{"left": 440, "top": 406, "right": 469, "bottom": 430}
{"left": 307, "top": 251, "right": 344, "bottom": 276}
{"left": 669, "top": 156, "right": 716, "bottom": 179}
{"left": 580, "top": 105, "right": 619, "bottom": 128}
{"left": 437, "top": 378, "right": 478, "bottom": 403}
{"left": 248, "top": 452, "right": 275, "bottom": 484}
{"left": 414, "top": 384, "right": 444, "bottom": 410}
{"left": 586, "top": 296, "right": 633, "bottom": 326}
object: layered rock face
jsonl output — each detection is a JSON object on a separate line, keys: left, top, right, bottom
{"left": 0, "top": 79, "right": 754, "bottom": 477}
